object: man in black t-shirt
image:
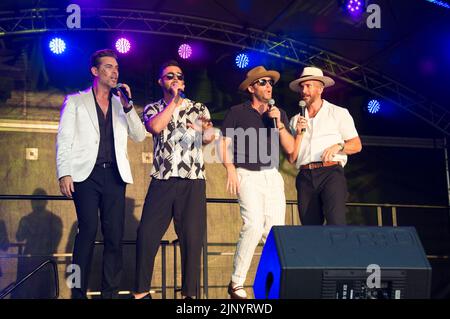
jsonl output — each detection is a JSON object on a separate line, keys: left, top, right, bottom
{"left": 219, "top": 66, "right": 294, "bottom": 299}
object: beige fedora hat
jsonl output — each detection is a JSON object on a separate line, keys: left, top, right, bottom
{"left": 239, "top": 66, "right": 280, "bottom": 91}
{"left": 289, "top": 66, "right": 335, "bottom": 92}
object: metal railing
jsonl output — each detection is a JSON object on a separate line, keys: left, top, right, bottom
{"left": 90, "top": 239, "right": 170, "bottom": 299}
{"left": 1, "top": 7, "right": 449, "bottom": 135}
{"left": 202, "top": 199, "right": 450, "bottom": 298}
{"left": 0, "top": 259, "right": 59, "bottom": 299}
{"left": 1, "top": 194, "right": 449, "bottom": 299}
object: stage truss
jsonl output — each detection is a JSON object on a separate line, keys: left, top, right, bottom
{"left": 0, "top": 7, "right": 449, "bottom": 135}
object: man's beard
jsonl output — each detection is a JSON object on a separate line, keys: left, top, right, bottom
{"left": 256, "top": 92, "right": 271, "bottom": 103}
{"left": 304, "top": 95, "right": 316, "bottom": 106}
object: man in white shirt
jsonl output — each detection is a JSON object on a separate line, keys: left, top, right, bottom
{"left": 288, "top": 67, "right": 362, "bottom": 225}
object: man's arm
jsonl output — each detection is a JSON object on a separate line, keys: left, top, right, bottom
{"left": 218, "top": 136, "right": 239, "bottom": 195}
{"left": 278, "top": 123, "right": 295, "bottom": 155}
{"left": 200, "top": 119, "right": 215, "bottom": 145}
{"left": 125, "top": 107, "right": 147, "bottom": 142}
{"left": 202, "top": 127, "right": 216, "bottom": 145}
{"left": 322, "top": 108, "right": 362, "bottom": 161}
{"left": 146, "top": 82, "right": 185, "bottom": 135}
{"left": 288, "top": 134, "right": 303, "bottom": 164}
{"left": 145, "top": 96, "right": 181, "bottom": 135}
{"left": 186, "top": 116, "right": 216, "bottom": 145}
{"left": 321, "top": 136, "right": 362, "bottom": 162}
{"left": 115, "top": 83, "right": 146, "bottom": 142}
{"left": 287, "top": 115, "right": 307, "bottom": 164}
{"left": 268, "top": 106, "right": 294, "bottom": 155}
{"left": 341, "top": 136, "right": 362, "bottom": 154}
{"left": 59, "top": 176, "right": 74, "bottom": 198}
{"left": 56, "top": 96, "right": 76, "bottom": 197}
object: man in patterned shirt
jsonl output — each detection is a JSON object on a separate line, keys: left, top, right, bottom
{"left": 133, "top": 60, "right": 214, "bottom": 299}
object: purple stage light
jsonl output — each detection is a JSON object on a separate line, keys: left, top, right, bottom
{"left": 346, "top": 0, "right": 364, "bottom": 15}
{"left": 49, "top": 38, "right": 66, "bottom": 54}
{"left": 178, "top": 44, "right": 193, "bottom": 59}
{"left": 115, "top": 38, "right": 131, "bottom": 54}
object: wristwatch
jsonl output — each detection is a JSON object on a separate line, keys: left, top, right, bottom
{"left": 338, "top": 142, "right": 345, "bottom": 152}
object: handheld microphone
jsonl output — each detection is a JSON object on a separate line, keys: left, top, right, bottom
{"left": 178, "top": 89, "right": 186, "bottom": 99}
{"left": 299, "top": 100, "right": 306, "bottom": 133}
{"left": 268, "top": 98, "right": 277, "bottom": 129}
{"left": 115, "top": 83, "right": 133, "bottom": 107}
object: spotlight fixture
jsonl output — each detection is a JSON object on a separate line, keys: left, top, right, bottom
{"left": 178, "top": 44, "right": 193, "bottom": 59}
{"left": 346, "top": 0, "right": 364, "bottom": 15}
{"left": 235, "top": 53, "right": 249, "bottom": 69}
{"left": 49, "top": 38, "right": 66, "bottom": 54}
{"left": 115, "top": 38, "right": 131, "bottom": 54}
{"left": 367, "top": 99, "right": 381, "bottom": 114}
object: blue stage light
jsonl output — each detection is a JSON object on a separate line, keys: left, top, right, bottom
{"left": 367, "top": 99, "right": 381, "bottom": 114}
{"left": 49, "top": 38, "right": 66, "bottom": 54}
{"left": 235, "top": 53, "right": 249, "bottom": 69}
{"left": 425, "top": 0, "right": 450, "bottom": 9}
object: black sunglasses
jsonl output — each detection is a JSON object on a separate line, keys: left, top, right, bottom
{"left": 162, "top": 72, "right": 184, "bottom": 81}
{"left": 252, "top": 78, "right": 275, "bottom": 87}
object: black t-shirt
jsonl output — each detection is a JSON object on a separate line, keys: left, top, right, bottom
{"left": 220, "top": 101, "right": 290, "bottom": 171}
{"left": 92, "top": 88, "right": 116, "bottom": 165}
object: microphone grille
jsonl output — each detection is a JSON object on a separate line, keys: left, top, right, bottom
{"left": 268, "top": 99, "right": 275, "bottom": 106}
{"left": 299, "top": 100, "right": 306, "bottom": 108}
{"left": 116, "top": 83, "right": 123, "bottom": 88}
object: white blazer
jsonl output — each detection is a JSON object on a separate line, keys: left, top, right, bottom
{"left": 56, "top": 87, "right": 146, "bottom": 183}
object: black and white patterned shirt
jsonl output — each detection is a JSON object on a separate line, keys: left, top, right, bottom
{"left": 143, "top": 98, "right": 211, "bottom": 180}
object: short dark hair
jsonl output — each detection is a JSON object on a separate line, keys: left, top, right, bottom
{"left": 90, "top": 49, "right": 118, "bottom": 68}
{"left": 159, "top": 60, "right": 182, "bottom": 78}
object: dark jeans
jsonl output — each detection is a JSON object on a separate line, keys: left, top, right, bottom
{"left": 135, "top": 178, "right": 206, "bottom": 297}
{"left": 71, "top": 164, "right": 126, "bottom": 299}
{"left": 296, "top": 165, "right": 348, "bottom": 225}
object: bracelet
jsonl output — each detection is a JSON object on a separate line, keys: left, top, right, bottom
{"left": 278, "top": 124, "right": 285, "bottom": 131}
{"left": 338, "top": 142, "right": 345, "bottom": 152}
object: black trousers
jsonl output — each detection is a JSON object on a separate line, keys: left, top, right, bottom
{"left": 135, "top": 178, "right": 206, "bottom": 297}
{"left": 296, "top": 165, "right": 348, "bottom": 225}
{"left": 71, "top": 164, "right": 126, "bottom": 299}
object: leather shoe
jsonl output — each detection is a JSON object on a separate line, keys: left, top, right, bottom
{"left": 131, "top": 293, "right": 152, "bottom": 300}
{"left": 227, "top": 282, "right": 247, "bottom": 299}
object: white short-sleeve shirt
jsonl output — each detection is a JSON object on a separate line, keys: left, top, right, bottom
{"left": 289, "top": 99, "right": 359, "bottom": 169}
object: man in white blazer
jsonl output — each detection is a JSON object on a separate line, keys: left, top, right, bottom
{"left": 56, "top": 49, "right": 146, "bottom": 299}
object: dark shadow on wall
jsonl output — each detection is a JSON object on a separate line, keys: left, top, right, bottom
{"left": 0, "top": 219, "right": 10, "bottom": 278}
{"left": 11, "top": 188, "right": 62, "bottom": 299}
{"left": 121, "top": 197, "right": 140, "bottom": 293}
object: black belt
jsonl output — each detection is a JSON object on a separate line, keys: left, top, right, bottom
{"left": 300, "top": 161, "right": 340, "bottom": 170}
{"left": 96, "top": 162, "right": 115, "bottom": 168}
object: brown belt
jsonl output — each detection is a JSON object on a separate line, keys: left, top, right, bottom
{"left": 300, "top": 161, "right": 340, "bottom": 170}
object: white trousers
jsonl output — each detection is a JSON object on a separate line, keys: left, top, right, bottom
{"left": 231, "top": 167, "right": 286, "bottom": 286}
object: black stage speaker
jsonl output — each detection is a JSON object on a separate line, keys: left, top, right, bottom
{"left": 253, "top": 226, "right": 431, "bottom": 299}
